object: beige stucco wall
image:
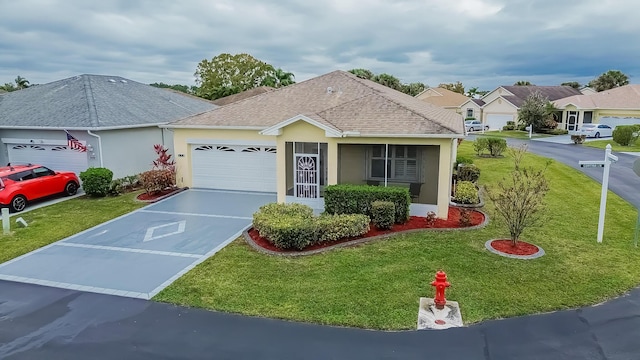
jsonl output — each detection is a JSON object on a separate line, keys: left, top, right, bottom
{"left": 595, "top": 109, "right": 640, "bottom": 120}
{"left": 174, "top": 120, "right": 456, "bottom": 218}
{"left": 482, "top": 99, "right": 518, "bottom": 123}
{"left": 481, "top": 88, "right": 509, "bottom": 104}
{"left": 171, "top": 128, "right": 274, "bottom": 187}
{"left": 461, "top": 102, "right": 482, "bottom": 120}
{"left": 559, "top": 107, "right": 640, "bottom": 129}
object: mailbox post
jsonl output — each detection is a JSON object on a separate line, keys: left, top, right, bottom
{"left": 578, "top": 144, "right": 618, "bottom": 243}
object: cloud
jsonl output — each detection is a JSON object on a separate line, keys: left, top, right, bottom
{"left": 0, "top": 0, "right": 638, "bottom": 91}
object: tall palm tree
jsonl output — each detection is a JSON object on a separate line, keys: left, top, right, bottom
{"left": 514, "top": 80, "right": 534, "bottom": 86}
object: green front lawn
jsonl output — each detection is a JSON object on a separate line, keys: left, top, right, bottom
{"left": 155, "top": 143, "right": 640, "bottom": 330}
{"left": 583, "top": 139, "right": 640, "bottom": 152}
{"left": 471, "top": 130, "right": 552, "bottom": 139}
{"left": 0, "top": 192, "right": 146, "bottom": 264}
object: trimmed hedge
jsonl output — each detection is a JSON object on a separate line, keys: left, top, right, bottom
{"left": 371, "top": 201, "right": 395, "bottom": 229}
{"left": 79, "top": 167, "right": 113, "bottom": 197}
{"left": 252, "top": 203, "right": 370, "bottom": 250}
{"left": 324, "top": 184, "right": 411, "bottom": 223}
{"left": 454, "top": 181, "right": 479, "bottom": 204}
{"left": 487, "top": 137, "right": 507, "bottom": 157}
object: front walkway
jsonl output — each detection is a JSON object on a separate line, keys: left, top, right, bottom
{"left": 0, "top": 189, "right": 275, "bottom": 299}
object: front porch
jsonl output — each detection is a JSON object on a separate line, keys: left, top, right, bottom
{"left": 283, "top": 142, "right": 441, "bottom": 216}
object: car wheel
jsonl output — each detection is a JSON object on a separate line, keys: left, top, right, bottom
{"left": 595, "top": 132, "right": 600, "bottom": 138}
{"left": 64, "top": 181, "right": 78, "bottom": 196}
{"left": 469, "top": 127, "right": 475, "bottom": 132}
{"left": 10, "top": 195, "right": 27, "bottom": 213}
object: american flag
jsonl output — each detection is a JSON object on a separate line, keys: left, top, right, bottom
{"left": 66, "top": 131, "right": 87, "bottom": 152}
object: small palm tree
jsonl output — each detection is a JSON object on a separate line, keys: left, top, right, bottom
{"left": 262, "top": 68, "right": 295, "bottom": 88}
{"left": 14, "top": 76, "right": 30, "bottom": 89}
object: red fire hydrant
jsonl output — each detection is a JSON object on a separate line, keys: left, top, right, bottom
{"left": 431, "top": 271, "right": 450, "bottom": 309}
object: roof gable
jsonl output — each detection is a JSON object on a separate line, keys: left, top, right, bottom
{"left": 416, "top": 87, "right": 469, "bottom": 108}
{"left": 0, "top": 75, "right": 217, "bottom": 129}
{"left": 554, "top": 84, "right": 640, "bottom": 109}
{"left": 170, "top": 70, "right": 464, "bottom": 136}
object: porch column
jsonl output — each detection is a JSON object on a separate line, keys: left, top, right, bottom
{"left": 437, "top": 142, "right": 452, "bottom": 219}
{"left": 327, "top": 141, "right": 338, "bottom": 185}
{"left": 276, "top": 138, "right": 287, "bottom": 203}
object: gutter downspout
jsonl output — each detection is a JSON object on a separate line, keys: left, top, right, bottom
{"left": 86, "top": 130, "right": 104, "bottom": 167}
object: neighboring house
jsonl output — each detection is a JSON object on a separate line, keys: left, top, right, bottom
{"left": 211, "top": 86, "right": 275, "bottom": 106}
{"left": 462, "top": 86, "right": 582, "bottom": 130}
{"left": 553, "top": 84, "right": 640, "bottom": 131}
{"left": 0, "top": 75, "right": 216, "bottom": 178}
{"left": 459, "top": 98, "right": 485, "bottom": 122}
{"left": 415, "top": 87, "right": 469, "bottom": 114}
{"left": 166, "top": 70, "right": 464, "bottom": 218}
{"left": 580, "top": 87, "right": 597, "bottom": 95}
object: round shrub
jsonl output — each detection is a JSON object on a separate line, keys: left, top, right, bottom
{"left": 370, "top": 201, "right": 395, "bottom": 230}
{"left": 79, "top": 167, "right": 113, "bottom": 197}
{"left": 315, "top": 214, "right": 370, "bottom": 243}
{"left": 457, "top": 164, "right": 481, "bottom": 183}
{"left": 455, "top": 156, "right": 474, "bottom": 169}
{"left": 612, "top": 125, "right": 640, "bottom": 146}
{"left": 139, "top": 169, "right": 176, "bottom": 194}
{"left": 454, "top": 181, "right": 479, "bottom": 204}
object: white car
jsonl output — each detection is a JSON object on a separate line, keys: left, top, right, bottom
{"left": 580, "top": 124, "right": 613, "bottom": 138}
{"left": 465, "top": 120, "right": 489, "bottom": 132}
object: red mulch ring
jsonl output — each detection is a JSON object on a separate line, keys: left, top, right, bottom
{"left": 248, "top": 206, "right": 485, "bottom": 253}
{"left": 136, "top": 188, "right": 183, "bottom": 202}
{"left": 489, "top": 239, "right": 540, "bottom": 256}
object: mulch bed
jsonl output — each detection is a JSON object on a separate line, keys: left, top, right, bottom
{"left": 489, "top": 239, "right": 540, "bottom": 256}
{"left": 248, "top": 206, "right": 486, "bottom": 254}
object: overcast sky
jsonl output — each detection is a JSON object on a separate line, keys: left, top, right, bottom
{"left": 1, "top": 0, "right": 639, "bottom": 91}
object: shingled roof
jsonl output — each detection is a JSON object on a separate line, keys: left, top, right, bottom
{"left": 170, "top": 70, "right": 464, "bottom": 136}
{"left": 211, "top": 86, "right": 275, "bottom": 106}
{"left": 499, "top": 85, "right": 582, "bottom": 107}
{"left": 0, "top": 75, "right": 217, "bottom": 129}
{"left": 554, "top": 84, "right": 640, "bottom": 109}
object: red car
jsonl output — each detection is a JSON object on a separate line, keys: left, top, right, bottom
{"left": 0, "top": 164, "right": 80, "bottom": 212}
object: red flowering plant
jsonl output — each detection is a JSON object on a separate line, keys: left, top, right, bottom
{"left": 139, "top": 144, "right": 177, "bottom": 194}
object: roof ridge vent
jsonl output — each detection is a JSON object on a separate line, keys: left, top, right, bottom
{"left": 327, "top": 86, "right": 333, "bottom": 94}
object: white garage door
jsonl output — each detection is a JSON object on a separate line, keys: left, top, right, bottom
{"left": 7, "top": 144, "right": 88, "bottom": 175}
{"left": 485, "top": 114, "right": 514, "bottom": 131}
{"left": 191, "top": 144, "right": 277, "bottom": 192}
{"left": 599, "top": 117, "right": 640, "bottom": 129}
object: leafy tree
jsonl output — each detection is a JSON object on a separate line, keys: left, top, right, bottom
{"left": 517, "top": 91, "right": 557, "bottom": 131}
{"left": 466, "top": 87, "right": 489, "bottom": 97}
{"left": 487, "top": 146, "right": 550, "bottom": 246}
{"left": 513, "top": 80, "right": 534, "bottom": 86}
{"left": 560, "top": 81, "right": 581, "bottom": 89}
{"left": 438, "top": 81, "right": 465, "bottom": 94}
{"left": 261, "top": 68, "right": 295, "bottom": 88}
{"left": 348, "top": 68, "right": 374, "bottom": 80}
{"left": 1, "top": 75, "right": 30, "bottom": 92}
{"left": 372, "top": 73, "right": 403, "bottom": 91}
{"left": 401, "top": 82, "right": 426, "bottom": 96}
{"left": 194, "top": 53, "right": 287, "bottom": 100}
{"left": 588, "top": 70, "right": 629, "bottom": 92}
{"left": 150, "top": 82, "right": 194, "bottom": 94}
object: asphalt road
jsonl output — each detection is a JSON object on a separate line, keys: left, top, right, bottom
{"left": 2, "top": 280, "right": 640, "bottom": 360}
{"left": 523, "top": 139, "right": 640, "bottom": 209}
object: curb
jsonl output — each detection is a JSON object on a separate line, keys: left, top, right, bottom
{"left": 484, "top": 239, "right": 545, "bottom": 260}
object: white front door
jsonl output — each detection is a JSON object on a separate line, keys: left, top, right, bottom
{"left": 7, "top": 144, "right": 88, "bottom": 176}
{"left": 191, "top": 144, "right": 277, "bottom": 192}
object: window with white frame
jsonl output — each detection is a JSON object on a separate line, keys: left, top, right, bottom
{"left": 466, "top": 108, "right": 474, "bottom": 118}
{"left": 369, "top": 145, "right": 419, "bottom": 181}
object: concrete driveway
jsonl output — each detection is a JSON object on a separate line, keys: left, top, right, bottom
{"left": 0, "top": 189, "right": 275, "bottom": 299}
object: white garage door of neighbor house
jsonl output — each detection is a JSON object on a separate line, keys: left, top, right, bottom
{"left": 7, "top": 144, "right": 88, "bottom": 175}
{"left": 191, "top": 144, "right": 277, "bottom": 192}
{"left": 486, "top": 114, "right": 514, "bottom": 131}
{"left": 599, "top": 117, "right": 640, "bottom": 129}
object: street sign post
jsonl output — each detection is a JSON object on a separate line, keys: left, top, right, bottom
{"left": 578, "top": 144, "right": 618, "bottom": 243}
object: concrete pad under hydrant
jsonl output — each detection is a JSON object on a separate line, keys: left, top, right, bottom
{"left": 417, "top": 298, "right": 464, "bottom": 330}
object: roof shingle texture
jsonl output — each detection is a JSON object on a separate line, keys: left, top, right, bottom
{"left": 0, "top": 75, "right": 217, "bottom": 128}
{"left": 416, "top": 87, "right": 470, "bottom": 108}
{"left": 172, "top": 71, "right": 464, "bottom": 135}
{"left": 499, "top": 86, "right": 583, "bottom": 107}
{"left": 553, "top": 84, "right": 640, "bottom": 109}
